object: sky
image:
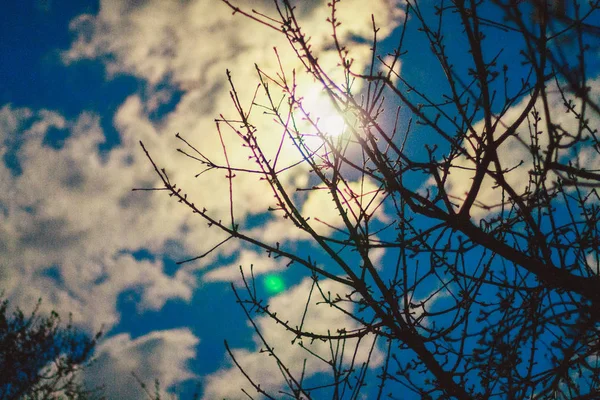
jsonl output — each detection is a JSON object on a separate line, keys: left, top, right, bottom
{"left": 1, "top": 1, "right": 599, "bottom": 399}
{"left": 0, "top": 1, "right": 404, "bottom": 398}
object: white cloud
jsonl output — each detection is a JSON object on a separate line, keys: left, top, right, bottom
{"left": 249, "top": 176, "right": 390, "bottom": 246}
{"left": 83, "top": 329, "right": 199, "bottom": 400}
{"left": 202, "top": 248, "right": 284, "bottom": 282}
{"left": 63, "top": 0, "right": 404, "bottom": 89}
{"left": 426, "top": 77, "right": 600, "bottom": 219}
{"left": 301, "top": 179, "right": 390, "bottom": 235}
{"left": 0, "top": 105, "right": 198, "bottom": 331}
{"left": 380, "top": 54, "right": 402, "bottom": 85}
{"left": 202, "top": 277, "right": 383, "bottom": 399}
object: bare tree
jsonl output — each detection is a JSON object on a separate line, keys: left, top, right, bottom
{"left": 139, "top": 0, "right": 600, "bottom": 398}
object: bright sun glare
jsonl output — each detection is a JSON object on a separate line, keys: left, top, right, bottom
{"left": 299, "top": 86, "right": 347, "bottom": 138}
{"left": 319, "top": 114, "right": 346, "bottom": 137}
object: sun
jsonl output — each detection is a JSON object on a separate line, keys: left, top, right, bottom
{"left": 319, "top": 114, "right": 346, "bottom": 137}
{"left": 298, "top": 86, "right": 348, "bottom": 138}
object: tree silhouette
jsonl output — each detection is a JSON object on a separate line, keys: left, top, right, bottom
{"left": 140, "top": 0, "right": 600, "bottom": 398}
{"left": 0, "top": 297, "right": 102, "bottom": 400}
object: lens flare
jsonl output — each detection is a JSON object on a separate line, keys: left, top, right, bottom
{"left": 264, "top": 274, "right": 286, "bottom": 294}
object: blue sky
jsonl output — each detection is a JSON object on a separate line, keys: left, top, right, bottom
{"left": 2, "top": 1, "right": 599, "bottom": 399}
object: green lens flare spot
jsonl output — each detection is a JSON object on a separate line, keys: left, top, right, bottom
{"left": 264, "top": 275, "right": 286, "bottom": 294}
